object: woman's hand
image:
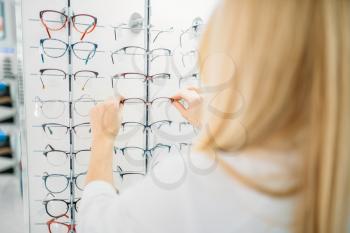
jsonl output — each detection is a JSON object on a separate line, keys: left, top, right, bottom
{"left": 90, "top": 96, "right": 124, "bottom": 143}
{"left": 171, "top": 87, "right": 203, "bottom": 128}
{"left": 85, "top": 96, "right": 123, "bottom": 186}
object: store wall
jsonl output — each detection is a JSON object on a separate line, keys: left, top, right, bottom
{"left": 20, "top": 0, "right": 218, "bottom": 232}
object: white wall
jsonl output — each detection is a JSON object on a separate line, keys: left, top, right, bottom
{"left": 21, "top": 0, "right": 218, "bottom": 232}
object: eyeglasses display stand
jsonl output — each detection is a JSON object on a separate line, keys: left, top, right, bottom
{"left": 19, "top": 0, "right": 217, "bottom": 232}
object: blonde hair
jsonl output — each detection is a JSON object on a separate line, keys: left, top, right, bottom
{"left": 195, "top": 0, "right": 350, "bottom": 233}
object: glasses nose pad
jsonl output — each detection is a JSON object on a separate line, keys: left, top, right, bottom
{"left": 145, "top": 126, "right": 152, "bottom": 133}
{"left": 145, "top": 150, "right": 152, "bottom": 158}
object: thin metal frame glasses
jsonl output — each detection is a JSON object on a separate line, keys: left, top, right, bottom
{"left": 34, "top": 95, "right": 98, "bottom": 119}
{"left": 111, "top": 72, "right": 170, "bottom": 87}
{"left": 39, "top": 68, "right": 101, "bottom": 90}
{"left": 115, "top": 143, "right": 171, "bottom": 158}
{"left": 121, "top": 120, "right": 172, "bottom": 133}
{"left": 39, "top": 123, "right": 91, "bottom": 140}
{"left": 111, "top": 46, "right": 171, "bottom": 64}
{"left": 120, "top": 97, "right": 174, "bottom": 107}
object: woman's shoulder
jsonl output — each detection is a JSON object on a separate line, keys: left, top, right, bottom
{"left": 139, "top": 148, "right": 298, "bottom": 232}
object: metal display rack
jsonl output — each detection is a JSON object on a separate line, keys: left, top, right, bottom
{"left": 144, "top": 0, "right": 151, "bottom": 172}
{"left": 38, "top": 0, "right": 162, "bottom": 228}
{"left": 66, "top": 0, "right": 76, "bottom": 229}
{"left": 19, "top": 0, "right": 216, "bottom": 232}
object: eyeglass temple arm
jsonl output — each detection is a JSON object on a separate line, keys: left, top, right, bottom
{"left": 179, "top": 27, "right": 191, "bottom": 48}
{"left": 40, "top": 48, "right": 45, "bottom": 63}
{"left": 154, "top": 143, "right": 171, "bottom": 152}
{"left": 39, "top": 74, "right": 46, "bottom": 89}
{"left": 80, "top": 24, "right": 92, "bottom": 41}
{"left": 111, "top": 52, "right": 115, "bottom": 64}
{"left": 152, "top": 27, "right": 174, "bottom": 43}
{"left": 44, "top": 26, "right": 51, "bottom": 39}
{"left": 81, "top": 74, "right": 97, "bottom": 90}
{"left": 113, "top": 23, "right": 128, "bottom": 41}
{"left": 45, "top": 125, "right": 54, "bottom": 135}
{"left": 84, "top": 49, "right": 94, "bottom": 65}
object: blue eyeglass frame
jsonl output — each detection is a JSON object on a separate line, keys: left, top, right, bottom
{"left": 40, "top": 38, "right": 98, "bottom": 64}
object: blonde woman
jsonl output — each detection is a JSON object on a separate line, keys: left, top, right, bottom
{"left": 78, "top": 0, "right": 350, "bottom": 233}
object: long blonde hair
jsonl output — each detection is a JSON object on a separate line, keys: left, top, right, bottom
{"left": 195, "top": 0, "right": 350, "bottom": 232}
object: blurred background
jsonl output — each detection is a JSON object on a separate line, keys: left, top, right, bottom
{"left": 0, "top": 0, "right": 24, "bottom": 232}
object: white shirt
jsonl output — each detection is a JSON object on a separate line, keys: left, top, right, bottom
{"left": 78, "top": 150, "right": 298, "bottom": 233}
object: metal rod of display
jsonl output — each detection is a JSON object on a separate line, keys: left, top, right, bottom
{"left": 67, "top": 0, "right": 76, "bottom": 230}
{"left": 144, "top": 0, "right": 151, "bottom": 173}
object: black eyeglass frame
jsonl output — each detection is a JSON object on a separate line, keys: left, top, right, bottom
{"left": 43, "top": 198, "right": 81, "bottom": 218}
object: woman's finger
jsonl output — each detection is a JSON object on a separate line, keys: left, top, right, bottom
{"left": 172, "top": 89, "right": 199, "bottom": 104}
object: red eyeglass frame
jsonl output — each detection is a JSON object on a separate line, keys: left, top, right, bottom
{"left": 47, "top": 214, "right": 76, "bottom": 233}
{"left": 39, "top": 10, "right": 97, "bottom": 40}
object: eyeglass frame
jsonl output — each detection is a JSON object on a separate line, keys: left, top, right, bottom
{"left": 178, "top": 73, "right": 199, "bottom": 87}
{"left": 115, "top": 143, "right": 171, "bottom": 158}
{"left": 42, "top": 172, "right": 86, "bottom": 194}
{"left": 111, "top": 46, "right": 172, "bottom": 64}
{"left": 113, "top": 23, "right": 173, "bottom": 43}
{"left": 115, "top": 166, "right": 145, "bottom": 180}
{"left": 39, "top": 68, "right": 100, "bottom": 90}
{"left": 40, "top": 122, "right": 91, "bottom": 139}
{"left": 43, "top": 198, "right": 81, "bottom": 218}
{"left": 47, "top": 214, "right": 76, "bottom": 233}
{"left": 34, "top": 97, "right": 98, "bottom": 119}
{"left": 180, "top": 23, "right": 204, "bottom": 48}
{"left": 111, "top": 72, "right": 170, "bottom": 88}
{"left": 39, "top": 10, "right": 97, "bottom": 40}
{"left": 120, "top": 120, "right": 172, "bottom": 133}
{"left": 43, "top": 144, "right": 91, "bottom": 166}
{"left": 120, "top": 97, "right": 174, "bottom": 106}
{"left": 40, "top": 38, "right": 98, "bottom": 64}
